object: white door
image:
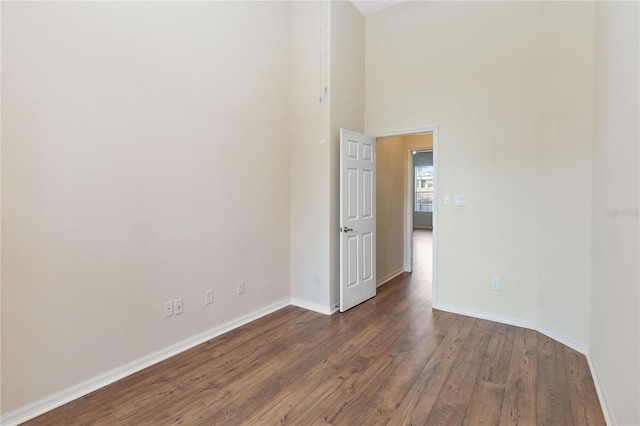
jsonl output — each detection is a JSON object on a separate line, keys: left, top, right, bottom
{"left": 340, "top": 128, "right": 376, "bottom": 312}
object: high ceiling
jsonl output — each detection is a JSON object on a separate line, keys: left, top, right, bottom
{"left": 350, "top": 0, "right": 406, "bottom": 16}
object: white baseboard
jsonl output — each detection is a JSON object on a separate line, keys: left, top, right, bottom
{"left": 376, "top": 268, "right": 405, "bottom": 288}
{"left": 0, "top": 298, "right": 290, "bottom": 426}
{"left": 290, "top": 297, "right": 334, "bottom": 315}
{"left": 432, "top": 302, "right": 588, "bottom": 354}
{"left": 586, "top": 354, "right": 614, "bottom": 426}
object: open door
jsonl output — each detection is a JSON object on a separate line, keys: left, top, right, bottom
{"left": 340, "top": 129, "right": 376, "bottom": 312}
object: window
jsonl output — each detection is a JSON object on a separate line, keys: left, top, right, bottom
{"left": 415, "top": 165, "right": 433, "bottom": 212}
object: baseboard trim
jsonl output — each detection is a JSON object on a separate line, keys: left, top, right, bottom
{"left": 0, "top": 298, "right": 291, "bottom": 426}
{"left": 432, "top": 302, "right": 588, "bottom": 355}
{"left": 290, "top": 298, "right": 333, "bottom": 315}
{"left": 376, "top": 268, "right": 405, "bottom": 288}
{"left": 586, "top": 354, "right": 614, "bottom": 426}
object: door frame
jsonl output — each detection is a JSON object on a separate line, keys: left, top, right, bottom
{"left": 370, "top": 125, "right": 439, "bottom": 307}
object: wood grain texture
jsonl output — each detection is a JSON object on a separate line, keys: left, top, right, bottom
{"left": 537, "top": 334, "right": 574, "bottom": 425}
{"left": 463, "top": 380, "right": 506, "bottom": 426}
{"left": 563, "top": 346, "right": 606, "bottom": 425}
{"left": 500, "top": 327, "right": 538, "bottom": 426}
{"left": 23, "top": 230, "right": 605, "bottom": 426}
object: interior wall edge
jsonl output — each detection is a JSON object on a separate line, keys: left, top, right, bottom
{"left": 368, "top": 125, "right": 438, "bottom": 139}
{"left": 586, "top": 354, "right": 615, "bottom": 426}
{"left": 290, "top": 298, "right": 336, "bottom": 316}
{"left": 0, "top": 298, "right": 291, "bottom": 426}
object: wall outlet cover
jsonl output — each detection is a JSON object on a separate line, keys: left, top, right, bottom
{"left": 164, "top": 301, "right": 174, "bottom": 317}
{"left": 491, "top": 278, "right": 500, "bottom": 291}
{"left": 174, "top": 298, "right": 183, "bottom": 315}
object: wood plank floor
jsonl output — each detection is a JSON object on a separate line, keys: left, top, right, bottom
{"left": 24, "top": 230, "right": 605, "bottom": 425}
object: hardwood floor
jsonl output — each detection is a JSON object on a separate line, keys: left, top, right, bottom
{"left": 24, "top": 230, "right": 605, "bottom": 425}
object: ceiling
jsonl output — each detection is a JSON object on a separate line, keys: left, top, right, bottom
{"left": 350, "top": 0, "right": 407, "bottom": 16}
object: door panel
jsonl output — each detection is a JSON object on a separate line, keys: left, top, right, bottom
{"left": 340, "top": 128, "right": 376, "bottom": 312}
{"left": 363, "top": 232, "right": 373, "bottom": 281}
{"left": 363, "top": 169, "right": 373, "bottom": 218}
{"left": 347, "top": 235, "right": 358, "bottom": 287}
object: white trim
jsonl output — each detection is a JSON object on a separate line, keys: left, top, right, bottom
{"left": 586, "top": 354, "right": 614, "bottom": 426}
{"left": 536, "top": 323, "right": 588, "bottom": 356}
{"left": 405, "top": 149, "right": 414, "bottom": 272}
{"left": 433, "top": 302, "right": 588, "bottom": 355}
{"left": 290, "top": 297, "right": 334, "bottom": 315}
{"left": 377, "top": 268, "right": 405, "bottom": 287}
{"left": 370, "top": 126, "right": 436, "bottom": 139}
{"left": 0, "top": 298, "right": 290, "bottom": 426}
{"left": 431, "top": 126, "right": 439, "bottom": 306}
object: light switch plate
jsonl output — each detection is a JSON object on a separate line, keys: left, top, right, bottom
{"left": 444, "top": 195, "right": 450, "bottom": 206}
{"left": 454, "top": 194, "right": 466, "bottom": 206}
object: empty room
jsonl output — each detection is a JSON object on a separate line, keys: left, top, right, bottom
{"left": 2, "top": 1, "right": 638, "bottom": 425}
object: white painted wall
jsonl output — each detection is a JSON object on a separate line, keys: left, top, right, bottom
{"left": 590, "top": 2, "right": 639, "bottom": 424}
{"left": 329, "top": 0, "right": 365, "bottom": 308}
{"left": 2, "top": 1, "right": 291, "bottom": 414}
{"left": 289, "top": 1, "right": 332, "bottom": 313}
{"left": 365, "top": 1, "right": 595, "bottom": 347}
{"left": 3, "top": 1, "right": 636, "bottom": 422}
{"left": 290, "top": 0, "right": 364, "bottom": 313}
{"left": 534, "top": 1, "right": 595, "bottom": 350}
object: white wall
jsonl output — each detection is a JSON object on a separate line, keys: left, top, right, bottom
{"left": 365, "top": 1, "right": 595, "bottom": 347}
{"left": 329, "top": 0, "right": 365, "bottom": 308}
{"left": 290, "top": 0, "right": 364, "bottom": 313}
{"left": 534, "top": 1, "right": 595, "bottom": 349}
{"left": 2, "top": 1, "right": 291, "bottom": 414}
{"left": 4, "top": 1, "right": 636, "bottom": 422}
{"left": 289, "top": 1, "right": 332, "bottom": 313}
{"left": 590, "top": 2, "right": 639, "bottom": 424}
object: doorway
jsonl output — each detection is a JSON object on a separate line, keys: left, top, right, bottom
{"left": 373, "top": 126, "right": 438, "bottom": 305}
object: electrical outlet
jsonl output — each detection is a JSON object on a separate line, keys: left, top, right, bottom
{"left": 237, "top": 280, "right": 245, "bottom": 295}
{"left": 315, "top": 272, "right": 320, "bottom": 285}
{"left": 491, "top": 278, "right": 500, "bottom": 291}
{"left": 174, "top": 298, "right": 183, "bottom": 315}
{"left": 164, "top": 301, "right": 174, "bottom": 317}
{"left": 206, "top": 289, "right": 214, "bottom": 305}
